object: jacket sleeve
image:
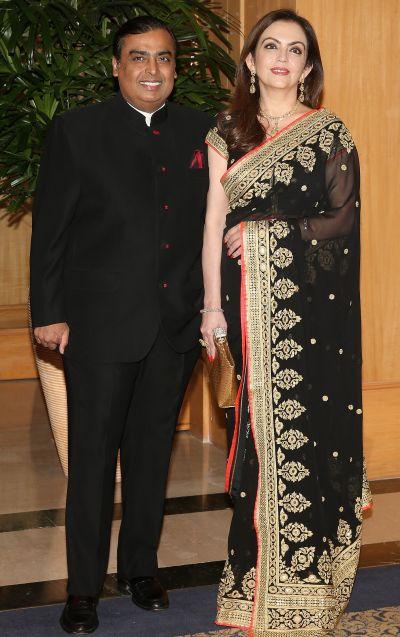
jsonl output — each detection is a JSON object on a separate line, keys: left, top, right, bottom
{"left": 30, "top": 115, "right": 80, "bottom": 327}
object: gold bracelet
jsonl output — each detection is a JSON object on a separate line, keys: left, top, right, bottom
{"left": 200, "top": 308, "right": 224, "bottom": 314}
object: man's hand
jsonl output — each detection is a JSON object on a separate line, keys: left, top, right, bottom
{"left": 224, "top": 223, "right": 242, "bottom": 259}
{"left": 34, "top": 322, "right": 70, "bottom": 354}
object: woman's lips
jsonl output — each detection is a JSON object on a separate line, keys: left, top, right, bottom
{"left": 271, "top": 67, "right": 290, "bottom": 75}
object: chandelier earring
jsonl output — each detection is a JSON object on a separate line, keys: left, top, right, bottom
{"left": 249, "top": 69, "right": 256, "bottom": 94}
{"left": 299, "top": 78, "right": 305, "bottom": 103}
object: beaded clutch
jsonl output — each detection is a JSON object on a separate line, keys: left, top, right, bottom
{"left": 202, "top": 329, "right": 239, "bottom": 408}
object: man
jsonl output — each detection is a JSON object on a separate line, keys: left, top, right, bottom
{"left": 30, "top": 16, "right": 212, "bottom": 633}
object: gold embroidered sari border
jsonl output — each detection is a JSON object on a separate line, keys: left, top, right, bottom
{"left": 240, "top": 219, "right": 362, "bottom": 635}
{"left": 222, "top": 109, "right": 338, "bottom": 207}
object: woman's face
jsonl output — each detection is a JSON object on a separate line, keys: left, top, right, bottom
{"left": 247, "top": 20, "right": 311, "bottom": 93}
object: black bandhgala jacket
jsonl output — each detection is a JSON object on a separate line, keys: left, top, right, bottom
{"left": 30, "top": 92, "right": 212, "bottom": 362}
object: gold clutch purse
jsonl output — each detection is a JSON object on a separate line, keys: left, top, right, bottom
{"left": 201, "top": 328, "right": 239, "bottom": 408}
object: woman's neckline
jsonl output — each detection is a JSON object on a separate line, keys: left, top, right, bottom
{"left": 221, "top": 108, "right": 323, "bottom": 183}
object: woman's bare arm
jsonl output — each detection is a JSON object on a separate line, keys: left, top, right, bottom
{"left": 201, "top": 146, "right": 229, "bottom": 358}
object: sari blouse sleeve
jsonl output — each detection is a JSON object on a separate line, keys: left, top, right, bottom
{"left": 205, "top": 126, "right": 229, "bottom": 160}
{"left": 299, "top": 125, "right": 360, "bottom": 241}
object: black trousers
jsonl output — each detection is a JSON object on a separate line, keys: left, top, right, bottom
{"left": 63, "top": 330, "right": 199, "bottom": 596}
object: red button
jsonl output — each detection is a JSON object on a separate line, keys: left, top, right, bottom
{"left": 162, "top": 282, "right": 168, "bottom": 288}
{"left": 160, "top": 166, "right": 167, "bottom": 173}
{"left": 152, "top": 129, "right": 160, "bottom": 135}
{"left": 163, "top": 243, "right": 171, "bottom": 250}
{"left": 163, "top": 203, "right": 169, "bottom": 210}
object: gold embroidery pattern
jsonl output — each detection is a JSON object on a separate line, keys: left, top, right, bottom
{"left": 205, "top": 126, "right": 228, "bottom": 160}
{"left": 274, "top": 369, "right": 303, "bottom": 390}
{"left": 180, "top": 606, "right": 400, "bottom": 636}
{"left": 296, "top": 146, "right": 316, "bottom": 171}
{"left": 280, "top": 492, "right": 311, "bottom": 514}
{"left": 217, "top": 560, "right": 235, "bottom": 607}
{"left": 278, "top": 461, "right": 310, "bottom": 482}
{"left": 222, "top": 110, "right": 340, "bottom": 209}
{"left": 217, "top": 218, "right": 363, "bottom": 635}
{"left": 242, "top": 567, "right": 257, "bottom": 600}
{"left": 362, "top": 458, "right": 373, "bottom": 509}
{"left": 273, "top": 338, "right": 303, "bottom": 360}
{"left": 281, "top": 522, "right": 313, "bottom": 543}
{"left": 277, "top": 429, "right": 308, "bottom": 450}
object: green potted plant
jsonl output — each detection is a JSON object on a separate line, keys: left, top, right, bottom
{"left": 0, "top": 0, "right": 236, "bottom": 220}
{"left": 0, "top": 0, "right": 236, "bottom": 477}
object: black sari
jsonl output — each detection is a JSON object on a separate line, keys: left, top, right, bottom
{"left": 206, "top": 109, "right": 372, "bottom": 636}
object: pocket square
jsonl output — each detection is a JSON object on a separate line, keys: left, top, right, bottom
{"left": 189, "top": 149, "right": 205, "bottom": 169}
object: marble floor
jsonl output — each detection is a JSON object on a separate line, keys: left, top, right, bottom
{"left": 1, "top": 379, "right": 400, "bottom": 610}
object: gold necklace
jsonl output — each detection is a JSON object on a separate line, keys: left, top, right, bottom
{"left": 259, "top": 101, "right": 299, "bottom": 136}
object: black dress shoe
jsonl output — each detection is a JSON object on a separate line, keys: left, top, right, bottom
{"left": 118, "top": 576, "right": 169, "bottom": 611}
{"left": 60, "top": 595, "right": 99, "bottom": 633}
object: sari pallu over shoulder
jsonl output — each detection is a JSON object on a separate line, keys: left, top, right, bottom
{"left": 209, "top": 110, "right": 372, "bottom": 636}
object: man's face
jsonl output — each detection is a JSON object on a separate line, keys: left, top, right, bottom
{"left": 112, "top": 29, "right": 176, "bottom": 112}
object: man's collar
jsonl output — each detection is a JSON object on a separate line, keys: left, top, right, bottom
{"left": 113, "top": 92, "right": 168, "bottom": 128}
{"left": 127, "top": 102, "right": 166, "bottom": 126}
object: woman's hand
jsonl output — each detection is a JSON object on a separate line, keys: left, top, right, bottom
{"left": 224, "top": 223, "right": 242, "bottom": 259}
{"left": 200, "top": 311, "right": 228, "bottom": 360}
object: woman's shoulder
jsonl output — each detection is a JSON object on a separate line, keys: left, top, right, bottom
{"left": 315, "top": 108, "right": 356, "bottom": 152}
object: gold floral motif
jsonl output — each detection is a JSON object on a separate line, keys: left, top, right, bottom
{"left": 271, "top": 325, "right": 280, "bottom": 343}
{"left": 337, "top": 519, "right": 353, "bottom": 546}
{"left": 254, "top": 180, "right": 272, "bottom": 199}
{"left": 279, "top": 491, "right": 311, "bottom": 513}
{"left": 275, "top": 399, "right": 306, "bottom": 421}
{"left": 277, "top": 428, "right": 309, "bottom": 450}
{"left": 273, "top": 277, "right": 299, "bottom": 300}
{"left": 271, "top": 247, "right": 293, "bottom": 269}
{"left": 317, "top": 551, "right": 332, "bottom": 583}
{"left": 274, "top": 369, "right": 303, "bottom": 390}
{"left": 272, "top": 356, "right": 280, "bottom": 373}
{"left": 278, "top": 461, "right": 310, "bottom": 482}
{"left": 217, "top": 561, "right": 235, "bottom": 606}
{"left": 339, "top": 124, "right": 355, "bottom": 153}
{"left": 362, "top": 459, "right": 373, "bottom": 510}
{"left": 227, "top": 589, "right": 243, "bottom": 599}
{"left": 278, "top": 478, "right": 287, "bottom": 496}
{"left": 318, "top": 129, "right": 334, "bottom": 154}
{"left": 273, "top": 338, "right": 303, "bottom": 360}
{"left": 273, "top": 386, "right": 282, "bottom": 405}
{"left": 242, "top": 567, "right": 256, "bottom": 600}
{"left": 354, "top": 497, "right": 362, "bottom": 522}
{"left": 281, "top": 522, "right": 313, "bottom": 543}
{"left": 274, "top": 161, "right": 294, "bottom": 185}
{"left": 280, "top": 508, "right": 289, "bottom": 526}
{"left": 273, "top": 308, "right": 302, "bottom": 330}
{"left": 296, "top": 145, "right": 316, "bottom": 171}
{"left": 281, "top": 538, "right": 290, "bottom": 556}
{"left": 291, "top": 546, "right": 316, "bottom": 571}
{"left": 277, "top": 447, "right": 286, "bottom": 466}
{"left": 270, "top": 219, "right": 291, "bottom": 238}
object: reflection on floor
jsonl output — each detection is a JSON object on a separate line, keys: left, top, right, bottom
{"left": 1, "top": 379, "right": 400, "bottom": 617}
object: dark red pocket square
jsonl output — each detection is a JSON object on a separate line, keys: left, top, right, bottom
{"left": 189, "top": 150, "right": 205, "bottom": 169}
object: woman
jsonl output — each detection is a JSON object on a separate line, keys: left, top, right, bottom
{"left": 201, "top": 9, "right": 372, "bottom": 636}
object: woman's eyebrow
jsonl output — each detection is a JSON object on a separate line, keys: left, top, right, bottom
{"left": 261, "top": 37, "right": 305, "bottom": 46}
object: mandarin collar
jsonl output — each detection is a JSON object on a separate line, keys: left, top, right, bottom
{"left": 113, "top": 92, "right": 168, "bottom": 129}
